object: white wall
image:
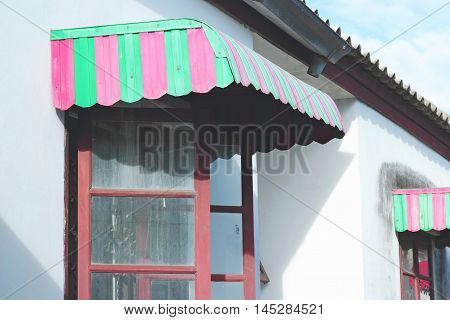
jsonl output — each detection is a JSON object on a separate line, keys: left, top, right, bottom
{"left": 357, "top": 101, "right": 450, "bottom": 299}
{"left": 0, "top": 0, "right": 251, "bottom": 299}
{"left": 258, "top": 99, "right": 365, "bottom": 299}
{"left": 258, "top": 97, "right": 450, "bottom": 300}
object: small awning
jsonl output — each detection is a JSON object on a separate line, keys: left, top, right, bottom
{"left": 51, "top": 19, "right": 345, "bottom": 134}
{"left": 393, "top": 188, "right": 450, "bottom": 232}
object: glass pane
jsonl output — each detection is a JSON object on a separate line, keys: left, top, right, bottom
{"left": 210, "top": 212, "right": 243, "bottom": 274}
{"left": 91, "top": 273, "right": 136, "bottom": 300}
{"left": 210, "top": 154, "right": 241, "bottom": 206}
{"left": 151, "top": 279, "right": 194, "bottom": 300}
{"left": 91, "top": 273, "right": 194, "bottom": 300}
{"left": 418, "top": 245, "right": 429, "bottom": 277}
{"left": 92, "top": 121, "right": 194, "bottom": 190}
{"left": 402, "top": 275, "right": 415, "bottom": 300}
{"left": 433, "top": 242, "right": 450, "bottom": 300}
{"left": 400, "top": 238, "right": 414, "bottom": 272}
{"left": 91, "top": 197, "right": 194, "bottom": 265}
{"left": 211, "top": 282, "right": 244, "bottom": 300}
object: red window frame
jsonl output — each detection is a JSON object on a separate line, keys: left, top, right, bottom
{"left": 399, "top": 233, "right": 434, "bottom": 300}
{"left": 74, "top": 107, "right": 255, "bottom": 299}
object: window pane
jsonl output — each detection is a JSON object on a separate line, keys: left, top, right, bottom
{"left": 402, "top": 275, "right": 415, "bottom": 300}
{"left": 210, "top": 212, "right": 243, "bottom": 274}
{"left": 151, "top": 279, "right": 194, "bottom": 300}
{"left": 210, "top": 154, "right": 241, "bottom": 206}
{"left": 92, "top": 121, "right": 194, "bottom": 190}
{"left": 91, "top": 273, "right": 194, "bottom": 300}
{"left": 91, "top": 273, "right": 136, "bottom": 300}
{"left": 91, "top": 197, "right": 194, "bottom": 265}
{"left": 417, "top": 245, "right": 429, "bottom": 277}
{"left": 400, "top": 238, "right": 414, "bottom": 272}
{"left": 211, "top": 282, "right": 244, "bottom": 300}
{"left": 433, "top": 241, "right": 450, "bottom": 300}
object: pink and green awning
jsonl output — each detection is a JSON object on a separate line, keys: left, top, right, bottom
{"left": 393, "top": 188, "right": 450, "bottom": 232}
{"left": 50, "top": 19, "right": 345, "bottom": 132}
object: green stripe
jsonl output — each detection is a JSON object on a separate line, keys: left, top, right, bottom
{"left": 51, "top": 19, "right": 204, "bottom": 40}
{"left": 273, "top": 67, "right": 296, "bottom": 107}
{"left": 393, "top": 194, "right": 408, "bottom": 232}
{"left": 306, "top": 86, "right": 330, "bottom": 124}
{"left": 251, "top": 53, "right": 279, "bottom": 100}
{"left": 214, "top": 57, "right": 234, "bottom": 88}
{"left": 318, "top": 91, "right": 342, "bottom": 130}
{"left": 419, "top": 193, "right": 433, "bottom": 231}
{"left": 118, "top": 33, "right": 143, "bottom": 103}
{"left": 219, "top": 34, "right": 241, "bottom": 84}
{"left": 287, "top": 75, "right": 315, "bottom": 117}
{"left": 165, "top": 29, "right": 192, "bottom": 96}
{"left": 74, "top": 37, "right": 96, "bottom": 107}
{"left": 227, "top": 37, "right": 260, "bottom": 90}
{"left": 445, "top": 193, "right": 450, "bottom": 229}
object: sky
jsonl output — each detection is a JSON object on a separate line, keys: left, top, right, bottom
{"left": 311, "top": 0, "right": 450, "bottom": 113}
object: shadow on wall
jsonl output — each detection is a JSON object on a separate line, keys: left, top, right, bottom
{"left": 0, "top": 218, "right": 63, "bottom": 299}
{"left": 378, "top": 162, "right": 434, "bottom": 229}
{"left": 258, "top": 101, "right": 357, "bottom": 299}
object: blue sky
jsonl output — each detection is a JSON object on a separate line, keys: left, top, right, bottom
{"left": 312, "top": 0, "right": 450, "bottom": 112}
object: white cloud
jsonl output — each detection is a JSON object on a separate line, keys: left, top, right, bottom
{"left": 314, "top": 0, "right": 450, "bottom": 112}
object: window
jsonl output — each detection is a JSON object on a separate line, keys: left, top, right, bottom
{"left": 71, "top": 107, "right": 256, "bottom": 300}
{"left": 399, "top": 233, "right": 433, "bottom": 300}
{"left": 209, "top": 152, "right": 255, "bottom": 300}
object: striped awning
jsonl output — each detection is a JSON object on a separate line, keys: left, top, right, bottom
{"left": 50, "top": 19, "right": 345, "bottom": 133}
{"left": 393, "top": 188, "right": 450, "bottom": 232}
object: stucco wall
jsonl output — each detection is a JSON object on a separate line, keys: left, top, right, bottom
{"left": 0, "top": 0, "right": 251, "bottom": 299}
{"left": 258, "top": 99, "right": 364, "bottom": 299}
{"left": 357, "top": 101, "right": 450, "bottom": 299}
{"left": 258, "top": 97, "right": 450, "bottom": 299}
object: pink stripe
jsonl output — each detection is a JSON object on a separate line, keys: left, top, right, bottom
{"left": 392, "top": 188, "right": 450, "bottom": 195}
{"left": 239, "top": 44, "right": 269, "bottom": 94}
{"left": 295, "top": 79, "right": 321, "bottom": 120}
{"left": 261, "top": 59, "right": 287, "bottom": 104}
{"left": 406, "top": 194, "right": 420, "bottom": 232}
{"left": 187, "top": 28, "right": 216, "bottom": 93}
{"left": 284, "top": 75, "right": 305, "bottom": 113}
{"left": 51, "top": 39, "right": 74, "bottom": 110}
{"left": 222, "top": 35, "right": 250, "bottom": 86}
{"left": 433, "top": 193, "right": 446, "bottom": 231}
{"left": 324, "top": 94, "right": 345, "bottom": 131}
{"left": 140, "top": 31, "right": 168, "bottom": 99}
{"left": 94, "top": 35, "right": 120, "bottom": 106}
{"left": 315, "top": 93, "right": 336, "bottom": 127}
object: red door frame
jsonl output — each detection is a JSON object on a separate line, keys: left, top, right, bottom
{"left": 76, "top": 109, "right": 211, "bottom": 299}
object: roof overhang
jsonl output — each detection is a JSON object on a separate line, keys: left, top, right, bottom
{"left": 241, "top": 0, "right": 352, "bottom": 77}
{"left": 51, "top": 18, "right": 345, "bottom": 147}
{"left": 206, "top": 0, "right": 450, "bottom": 160}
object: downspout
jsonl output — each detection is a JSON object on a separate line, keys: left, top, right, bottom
{"left": 242, "top": 0, "right": 352, "bottom": 77}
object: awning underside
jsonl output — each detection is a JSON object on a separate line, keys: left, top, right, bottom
{"left": 393, "top": 188, "right": 450, "bottom": 232}
{"left": 51, "top": 19, "right": 345, "bottom": 135}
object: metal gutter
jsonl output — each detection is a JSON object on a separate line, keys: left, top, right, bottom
{"left": 242, "top": 0, "right": 352, "bottom": 76}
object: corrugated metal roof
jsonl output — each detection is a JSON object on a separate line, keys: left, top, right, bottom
{"left": 392, "top": 188, "right": 450, "bottom": 232}
{"left": 302, "top": 0, "right": 450, "bottom": 133}
{"left": 51, "top": 18, "right": 345, "bottom": 132}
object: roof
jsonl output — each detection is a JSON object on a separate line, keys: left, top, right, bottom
{"left": 302, "top": 0, "right": 450, "bottom": 134}
{"left": 392, "top": 187, "right": 450, "bottom": 232}
{"left": 50, "top": 18, "right": 344, "bottom": 134}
